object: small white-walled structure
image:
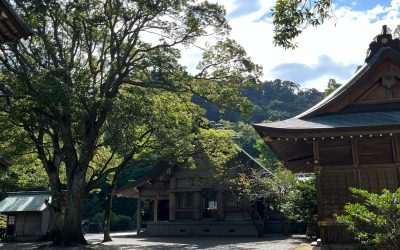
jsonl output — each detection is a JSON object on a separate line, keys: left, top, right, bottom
{"left": 0, "top": 191, "right": 50, "bottom": 240}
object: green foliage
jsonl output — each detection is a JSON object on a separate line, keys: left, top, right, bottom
{"left": 0, "top": 214, "right": 6, "bottom": 229}
{"left": 195, "top": 79, "right": 324, "bottom": 123}
{"left": 0, "top": 131, "right": 48, "bottom": 199}
{"left": 217, "top": 121, "right": 280, "bottom": 169}
{"left": 219, "top": 164, "right": 295, "bottom": 218}
{"left": 216, "top": 162, "right": 295, "bottom": 237}
{"left": 191, "top": 128, "right": 239, "bottom": 169}
{"left": 246, "top": 80, "right": 324, "bottom": 122}
{"left": 282, "top": 177, "right": 318, "bottom": 224}
{"left": 336, "top": 188, "right": 400, "bottom": 249}
{"left": 324, "top": 79, "right": 342, "bottom": 96}
{"left": 0, "top": 125, "right": 49, "bottom": 198}
{"left": 90, "top": 212, "right": 131, "bottom": 231}
{"left": 272, "top": 0, "right": 332, "bottom": 49}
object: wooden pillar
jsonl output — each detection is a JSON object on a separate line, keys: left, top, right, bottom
{"left": 392, "top": 136, "right": 400, "bottom": 188}
{"left": 136, "top": 191, "right": 142, "bottom": 234}
{"left": 313, "top": 141, "right": 323, "bottom": 222}
{"left": 169, "top": 177, "right": 176, "bottom": 221}
{"left": 194, "top": 176, "right": 201, "bottom": 221}
{"left": 194, "top": 191, "right": 201, "bottom": 221}
{"left": 217, "top": 190, "right": 224, "bottom": 221}
{"left": 351, "top": 138, "right": 361, "bottom": 187}
{"left": 153, "top": 195, "right": 158, "bottom": 223}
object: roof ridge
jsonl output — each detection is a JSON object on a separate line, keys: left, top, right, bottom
{"left": 7, "top": 191, "right": 50, "bottom": 196}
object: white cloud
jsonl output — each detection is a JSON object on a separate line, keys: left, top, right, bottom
{"left": 179, "top": 0, "right": 400, "bottom": 91}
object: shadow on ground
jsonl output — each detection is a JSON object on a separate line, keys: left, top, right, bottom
{"left": 88, "top": 234, "right": 308, "bottom": 250}
{"left": 0, "top": 233, "right": 308, "bottom": 250}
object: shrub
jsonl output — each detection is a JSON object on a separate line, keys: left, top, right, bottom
{"left": 0, "top": 214, "right": 6, "bottom": 228}
{"left": 336, "top": 188, "right": 400, "bottom": 249}
{"left": 281, "top": 177, "right": 317, "bottom": 224}
{"left": 90, "top": 212, "right": 132, "bottom": 231}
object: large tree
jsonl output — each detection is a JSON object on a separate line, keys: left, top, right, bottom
{"left": 0, "top": 0, "right": 260, "bottom": 245}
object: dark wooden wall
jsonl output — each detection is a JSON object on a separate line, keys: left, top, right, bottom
{"left": 314, "top": 135, "right": 400, "bottom": 244}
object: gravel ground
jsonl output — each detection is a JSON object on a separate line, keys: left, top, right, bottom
{"left": 0, "top": 232, "right": 308, "bottom": 250}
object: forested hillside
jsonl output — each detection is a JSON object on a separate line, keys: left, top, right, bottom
{"left": 194, "top": 79, "right": 324, "bottom": 123}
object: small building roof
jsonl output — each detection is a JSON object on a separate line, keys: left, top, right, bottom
{"left": 0, "top": 0, "right": 32, "bottom": 43}
{"left": 0, "top": 191, "right": 50, "bottom": 213}
{"left": 115, "top": 161, "right": 170, "bottom": 198}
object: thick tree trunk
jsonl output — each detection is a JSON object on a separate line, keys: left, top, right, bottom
{"left": 247, "top": 208, "right": 264, "bottom": 238}
{"left": 60, "top": 171, "right": 87, "bottom": 246}
{"left": 46, "top": 189, "right": 63, "bottom": 243}
{"left": 46, "top": 169, "right": 63, "bottom": 243}
{"left": 103, "top": 173, "right": 119, "bottom": 242}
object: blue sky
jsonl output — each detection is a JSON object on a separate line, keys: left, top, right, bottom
{"left": 180, "top": 0, "right": 400, "bottom": 90}
{"left": 336, "top": 0, "right": 392, "bottom": 11}
{"left": 227, "top": 0, "right": 261, "bottom": 19}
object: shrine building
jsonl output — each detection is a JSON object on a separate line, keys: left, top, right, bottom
{"left": 253, "top": 26, "right": 400, "bottom": 245}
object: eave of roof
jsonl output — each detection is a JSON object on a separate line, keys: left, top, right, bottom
{"left": 115, "top": 161, "right": 170, "bottom": 198}
{"left": 235, "top": 149, "right": 273, "bottom": 176}
{"left": 254, "top": 110, "right": 400, "bottom": 137}
{"left": 0, "top": 0, "right": 33, "bottom": 43}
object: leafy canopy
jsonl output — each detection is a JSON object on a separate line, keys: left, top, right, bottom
{"left": 0, "top": 0, "right": 261, "bottom": 192}
{"left": 271, "top": 0, "right": 332, "bottom": 49}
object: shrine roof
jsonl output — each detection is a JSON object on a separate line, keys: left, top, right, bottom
{"left": 253, "top": 110, "right": 400, "bottom": 136}
{"left": 0, "top": 191, "right": 50, "bottom": 213}
{"left": 0, "top": 0, "right": 32, "bottom": 43}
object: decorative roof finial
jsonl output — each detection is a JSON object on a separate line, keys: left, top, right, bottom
{"left": 365, "top": 25, "right": 399, "bottom": 63}
{"left": 382, "top": 25, "right": 389, "bottom": 35}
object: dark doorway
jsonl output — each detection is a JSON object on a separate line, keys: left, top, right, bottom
{"left": 157, "top": 200, "right": 169, "bottom": 221}
{"left": 202, "top": 190, "right": 217, "bottom": 219}
{"left": 6, "top": 215, "right": 15, "bottom": 236}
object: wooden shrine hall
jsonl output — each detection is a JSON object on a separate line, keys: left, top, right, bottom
{"left": 253, "top": 25, "right": 400, "bottom": 245}
{"left": 115, "top": 150, "right": 271, "bottom": 236}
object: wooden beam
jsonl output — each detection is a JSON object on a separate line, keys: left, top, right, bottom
{"left": 153, "top": 196, "right": 158, "bottom": 223}
{"left": 193, "top": 176, "right": 201, "bottom": 221}
{"left": 351, "top": 138, "right": 361, "bottom": 187}
{"left": 193, "top": 191, "right": 201, "bottom": 221}
{"left": 265, "top": 129, "right": 400, "bottom": 139}
{"left": 392, "top": 136, "right": 400, "bottom": 187}
{"left": 169, "top": 177, "right": 176, "bottom": 221}
{"left": 217, "top": 190, "right": 224, "bottom": 221}
{"left": 313, "top": 141, "right": 323, "bottom": 222}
